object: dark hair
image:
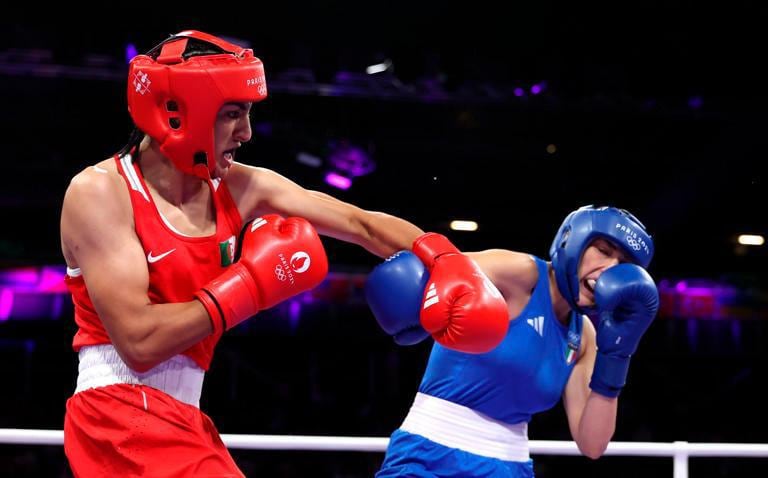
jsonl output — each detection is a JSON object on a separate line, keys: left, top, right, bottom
{"left": 146, "top": 35, "right": 228, "bottom": 60}
{"left": 116, "top": 127, "right": 144, "bottom": 159}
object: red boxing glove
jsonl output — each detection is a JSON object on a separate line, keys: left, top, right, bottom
{"left": 195, "top": 215, "right": 328, "bottom": 334}
{"left": 412, "top": 233, "right": 509, "bottom": 354}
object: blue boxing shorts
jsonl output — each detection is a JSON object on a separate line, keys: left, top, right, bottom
{"left": 376, "top": 429, "right": 535, "bottom": 478}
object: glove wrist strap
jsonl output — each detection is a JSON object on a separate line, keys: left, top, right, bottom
{"left": 194, "top": 288, "right": 225, "bottom": 337}
{"left": 589, "top": 352, "right": 631, "bottom": 398}
{"left": 196, "top": 263, "right": 262, "bottom": 332}
{"left": 412, "top": 233, "right": 459, "bottom": 269}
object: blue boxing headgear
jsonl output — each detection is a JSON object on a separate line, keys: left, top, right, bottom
{"left": 549, "top": 205, "right": 654, "bottom": 314}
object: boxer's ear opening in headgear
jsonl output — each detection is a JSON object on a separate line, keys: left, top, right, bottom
{"left": 549, "top": 205, "right": 654, "bottom": 315}
{"left": 125, "top": 30, "right": 268, "bottom": 179}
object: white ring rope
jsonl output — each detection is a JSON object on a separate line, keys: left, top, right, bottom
{"left": 3, "top": 429, "right": 767, "bottom": 478}
{"left": 2, "top": 428, "right": 768, "bottom": 456}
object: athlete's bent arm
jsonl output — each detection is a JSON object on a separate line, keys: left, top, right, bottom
{"left": 561, "top": 319, "right": 617, "bottom": 459}
{"left": 61, "top": 167, "right": 214, "bottom": 372}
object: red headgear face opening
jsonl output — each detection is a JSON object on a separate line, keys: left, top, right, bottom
{"left": 126, "top": 30, "right": 267, "bottom": 179}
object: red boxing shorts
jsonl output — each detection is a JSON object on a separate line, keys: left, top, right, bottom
{"left": 64, "top": 384, "right": 243, "bottom": 477}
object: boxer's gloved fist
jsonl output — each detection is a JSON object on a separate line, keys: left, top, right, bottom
{"left": 412, "top": 233, "right": 509, "bottom": 354}
{"left": 365, "top": 251, "right": 431, "bottom": 346}
{"left": 195, "top": 215, "right": 328, "bottom": 334}
{"left": 590, "top": 263, "right": 659, "bottom": 397}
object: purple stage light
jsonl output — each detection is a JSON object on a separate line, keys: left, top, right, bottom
{"left": 0, "top": 288, "right": 12, "bottom": 321}
{"left": 660, "top": 279, "right": 741, "bottom": 320}
{"left": 324, "top": 172, "right": 352, "bottom": 190}
{"left": 0, "top": 266, "right": 67, "bottom": 291}
{"left": 125, "top": 43, "right": 138, "bottom": 63}
{"left": 530, "top": 83, "right": 544, "bottom": 95}
{"left": 289, "top": 299, "right": 301, "bottom": 330}
{"left": 0, "top": 266, "right": 68, "bottom": 321}
{"left": 328, "top": 141, "right": 375, "bottom": 177}
{"left": 688, "top": 96, "right": 703, "bottom": 110}
{"left": 252, "top": 121, "right": 273, "bottom": 137}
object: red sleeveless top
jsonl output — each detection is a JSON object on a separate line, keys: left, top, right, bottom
{"left": 66, "top": 154, "right": 243, "bottom": 370}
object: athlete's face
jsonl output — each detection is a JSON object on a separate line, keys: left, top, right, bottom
{"left": 212, "top": 102, "right": 252, "bottom": 179}
{"left": 576, "top": 238, "right": 630, "bottom": 307}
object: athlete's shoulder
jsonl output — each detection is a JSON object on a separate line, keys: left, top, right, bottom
{"left": 467, "top": 249, "right": 538, "bottom": 300}
{"left": 65, "top": 158, "right": 125, "bottom": 208}
{"left": 69, "top": 157, "right": 120, "bottom": 186}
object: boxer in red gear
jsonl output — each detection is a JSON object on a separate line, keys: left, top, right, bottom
{"left": 60, "top": 30, "right": 425, "bottom": 477}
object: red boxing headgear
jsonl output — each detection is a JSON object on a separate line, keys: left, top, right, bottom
{"left": 127, "top": 30, "right": 267, "bottom": 179}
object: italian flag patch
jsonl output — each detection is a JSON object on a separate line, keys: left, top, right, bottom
{"left": 565, "top": 346, "right": 577, "bottom": 365}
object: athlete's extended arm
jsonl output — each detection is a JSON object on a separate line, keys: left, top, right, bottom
{"left": 231, "top": 166, "right": 424, "bottom": 258}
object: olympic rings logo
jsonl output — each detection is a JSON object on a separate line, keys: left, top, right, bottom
{"left": 275, "top": 265, "right": 287, "bottom": 281}
{"left": 626, "top": 236, "right": 642, "bottom": 251}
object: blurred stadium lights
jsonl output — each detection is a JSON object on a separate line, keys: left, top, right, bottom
{"left": 366, "top": 59, "right": 393, "bottom": 75}
{"left": 0, "top": 266, "right": 69, "bottom": 321}
{"left": 737, "top": 234, "right": 764, "bottom": 246}
{"left": 0, "top": 265, "right": 370, "bottom": 323}
{"left": 327, "top": 140, "right": 375, "bottom": 177}
{"left": 1, "top": 46, "right": 559, "bottom": 105}
{"left": 657, "top": 279, "right": 759, "bottom": 321}
{"left": 688, "top": 95, "right": 704, "bottom": 110}
{"left": 324, "top": 172, "right": 352, "bottom": 190}
{"left": 296, "top": 152, "right": 323, "bottom": 168}
{"left": 449, "top": 220, "right": 479, "bottom": 232}
{"left": 530, "top": 81, "right": 547, "bottom": 95}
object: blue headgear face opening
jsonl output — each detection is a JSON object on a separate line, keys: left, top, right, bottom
{"left": 549, "top": 205, "right": 654, "bottom": 314}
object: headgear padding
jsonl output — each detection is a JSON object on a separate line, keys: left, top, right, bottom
{"left": 549, "top": 205, "right": 654, "bottom": 314}
{"left": 127, "top": 30, "right": 267, "bottom": 179}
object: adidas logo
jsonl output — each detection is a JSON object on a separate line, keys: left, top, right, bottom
{"left": 423, "top": 283, "right": 439, "bottom": 309}
{"left": 250, "top": 217, "right": 268, "bottom": 231}
{"left": 526, "top": 315, "right": 544, "bottom": 336}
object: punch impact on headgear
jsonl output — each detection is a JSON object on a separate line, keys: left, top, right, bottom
{"left": 127, "top": 30, "right": 267, "bottom": 179}
{"left": 549, "top": 205, "right": 654, "bottom": 314}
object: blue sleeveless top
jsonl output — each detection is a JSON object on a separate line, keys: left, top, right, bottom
{"left": 418, "top": 256, "right": 583, "bottom": 425}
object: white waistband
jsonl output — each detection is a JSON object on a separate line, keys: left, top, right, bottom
{"left": 400, "top": 392, "right": 530, "bottom": 462}
{"left": 75, "top": 344, "right": 205, "bottom": 408}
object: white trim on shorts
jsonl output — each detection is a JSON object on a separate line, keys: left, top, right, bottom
{"left": 74, "top": 344, "right": 205, "bottom": 408}
{"left": 400, "top": 392, "right": 530, "bottom": 462}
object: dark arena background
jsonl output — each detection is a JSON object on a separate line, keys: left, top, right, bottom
{"left": 1, "top": 3, "right": 767, "bottom": 477}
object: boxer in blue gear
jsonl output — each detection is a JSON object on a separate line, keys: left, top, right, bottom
{"left": 369, "top": 205, "right": 659, "bottom": 477}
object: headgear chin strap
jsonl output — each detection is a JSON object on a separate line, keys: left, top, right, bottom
{"left": 127, "top": 30, "right": 267, "bottom": 179}
{"left": 549, "top": 205, "right": 654, "bottom": 315}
